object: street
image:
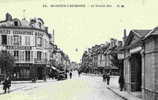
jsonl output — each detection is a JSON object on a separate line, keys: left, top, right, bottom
{"left": 0, "top": 72, "right": 122, "bottom": 100}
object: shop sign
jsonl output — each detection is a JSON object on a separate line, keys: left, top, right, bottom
{"left": 13, "top": 30, "right": 33, "bottom": 35}
{"left": 117, "top": 53, "right": 124, "bottom": 59}
{"left": 0, "top": 29, "right": 34, "bottom": 35}
{"left": 130, "top": 46, "right": 142, "bottom": 54}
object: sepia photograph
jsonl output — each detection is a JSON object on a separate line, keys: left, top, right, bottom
{"left": 0, "top": 0, "right": 157, "bottom": 100}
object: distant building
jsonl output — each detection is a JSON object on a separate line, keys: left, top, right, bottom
{"left": 103, "top": 39, "right": 121, "bottom": 75}
{"left": 51, "top": 47, "right": 70, "bottom": 71}
{"left": 0, "top": 13, "right": 53, "bottom": 80}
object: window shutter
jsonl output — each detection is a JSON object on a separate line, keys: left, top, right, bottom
{"left": 7, "top": 35, "right": 10, "bottom": 45}
{"left": 19, "top": 51, "right": 22, "bottom": 62}
{"left": 31, "top": 51, "right": 33, "bottom": 61}
{"left": 23, "top": 51, "right": 25, "bottom": 61}
{"left": 11, "top": 50, "right": 14, "bottom": 56}
{"left": 25, "top": 36, "right": 27, "bottom": 46}
{"left": 10, "top": 35, "right": 13, "bottom": 45}
{"left": 20, "top": 36, "right": 22, "bottom": 46}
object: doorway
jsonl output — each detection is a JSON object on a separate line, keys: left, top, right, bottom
{"left": 37, "top": 67, "right": 44, "bottom": 80}
{"left": 130, "top": 52, "right": 142, "bottom": 91}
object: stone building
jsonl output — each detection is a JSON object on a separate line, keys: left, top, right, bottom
{"left": 123, "top": 29, "right": 147, "bottom": 92}
{"left": 51, "top": 47, "right": 70, "bottom": 71}
{"left": 0, "top": 13, "right": 53, "bottom": 80}
{"left": 123, "top": 27, "right": 158, "bottom": 100}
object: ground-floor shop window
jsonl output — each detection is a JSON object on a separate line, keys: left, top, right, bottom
{"left": 20, "top": 69, "right": 30, "bottom": 79}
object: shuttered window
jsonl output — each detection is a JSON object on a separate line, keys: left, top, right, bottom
{"left": 25, "top": 36, "right": 30, "bottom": 46}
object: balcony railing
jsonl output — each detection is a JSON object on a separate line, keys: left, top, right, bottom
{"left": 34, "top": 58, "right": 48, "bottom": 64}
{"left": 15, "top": 58, "right": 34, "bottom": 63}
{"left": 14, "top": 58, "right": 48, "bottom": 64}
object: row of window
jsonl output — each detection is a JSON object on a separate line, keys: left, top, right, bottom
{"left": 1, "top": 35, "right": 49, "bottom": 48}
{"left": 36, "top": 37, "right": 49, "bottom": 48}
{"left": 8, "top": 50, "right": 47, "bottom": 62}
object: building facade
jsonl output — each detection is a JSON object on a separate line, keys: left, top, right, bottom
{"left": 0, "top": 13, "right": 53, "bottom": 80}
{"left": 122, "top": 27, "right": 158, "bottom": 100}
{"left": 104, "top": 39, "right": 121, "bottom": 75}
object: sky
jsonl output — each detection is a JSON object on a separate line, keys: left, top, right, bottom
{"left": 0, "top": 0, "right": 157, "bottom": 63}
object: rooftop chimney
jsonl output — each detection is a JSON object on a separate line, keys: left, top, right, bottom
{"left": 45, "top": 27, "right": 48, "bottom": 33}
{"left": 123, "top": 29, "right": 127, "bottom": 46}
{"left": 6, "top": 13, "right": 12, "bottom": 21}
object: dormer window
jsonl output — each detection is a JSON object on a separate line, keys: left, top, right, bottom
{"left": 39, "top": 22, "right": 41, "bottom": 28}
{"left": 14, "top": 21, "right": 18, "bottom": 26}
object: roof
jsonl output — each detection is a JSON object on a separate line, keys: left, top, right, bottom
{"left": 0, "top": 20, "right": 7, "bottom": 23}
{"left": 0, "top": 13, "right": 49, "bottom": 33}
{"left": 132, "top": 29, "right": 151, "bottom": 37}
{"left": 144, "top": 27, "right": 158, "bottom": 39}
{"left": 124, "top": 29, "right": 151, "bottom": 49}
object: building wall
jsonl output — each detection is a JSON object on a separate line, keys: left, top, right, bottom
{"left": 143, "top": 36, "right": 158, "bottom": 100}
{"left": 0, "top": 27, "right": 51, "bottom": 80}
{"left": 124, "top": 50, "right": 131, "bottom": 92}
{"left": 0, "top": 28, "right": 50, "bottom": 64}
{"left": 97, "top": 54, "right": 105, "bottom": 67}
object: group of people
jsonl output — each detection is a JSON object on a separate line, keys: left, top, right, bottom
{"left": 102, "top": 71, "right": 125, "bottom": 91}
{"left": 68, "top": 70, "right": 82, "bottom": 79}
{"left": 102, "top": 72, "right": 111, "bottom": 85}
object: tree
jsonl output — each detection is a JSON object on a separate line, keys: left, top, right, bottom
{"left": 110, "top": 49, "right": 124, "bottom": 75}
{"left": 0, "top": 51, "right": 15, "bottom": 77}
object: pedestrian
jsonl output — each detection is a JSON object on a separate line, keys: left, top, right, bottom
{"left": 3, "top": 77, "right": 11, "bottom": 93}
{"left": 106, "top": 72, "right": 110, "bottom": 85}
{"left": 78, "top": 70, "right": 81, "bottom": 77}
{"left": 119, "top": 75, "right": 124, "bottom": 91}
{"left": 102, "top": 73, "right": 106, "bottom": 82}
{"left": 69, "top": 72, "right": 72, "bottom": 79}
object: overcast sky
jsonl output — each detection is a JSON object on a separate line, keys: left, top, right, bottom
{"left": 0, "top": 0, "right": 157, "bottom": 63}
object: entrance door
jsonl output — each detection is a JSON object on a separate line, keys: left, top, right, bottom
{"left": 37, "top": 67, "right": 43, "bottom": 80}
{"left": 130, "top": 53, "right": 142, "bottom": 91}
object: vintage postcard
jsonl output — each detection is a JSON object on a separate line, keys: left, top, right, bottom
{"left": 0, "top": 0, "right": 157, "bottom": 100}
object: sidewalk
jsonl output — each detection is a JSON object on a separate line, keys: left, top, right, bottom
{"left": 106, "top": 76, "right": 142, "bottom": 100}
{"left": 0, "top": 79, "right": 56, "bottom": 95}
{"left": 0, "top": 79, "right": 56, "bottom": 85}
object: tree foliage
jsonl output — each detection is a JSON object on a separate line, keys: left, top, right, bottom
{"left": 0, "top": 51, "right": 15, "bottom": 76}
{"left": 110, "top": 50, "right": 123, "bottom": 73}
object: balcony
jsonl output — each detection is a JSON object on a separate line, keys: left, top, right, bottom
{"left": 15, "top": 58, "right": 34, "bottom": 64}
{"left": 34, "top": 58, "right": 48, "bottom": 64}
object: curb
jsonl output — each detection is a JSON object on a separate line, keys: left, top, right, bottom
{"left": 0, "top": 80, "right": 56, "bottom": 85}
{"left": 107, "top": 87, "right": 128, "bottom": 100}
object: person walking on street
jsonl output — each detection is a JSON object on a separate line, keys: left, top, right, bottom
{"left": 69, "top": 71, "right": 72, "bottom": 79}
{"left": 102, "top": 73, "right": 106, "bottom": 82}
{"left": 3, "top": 77, "right": 11, "bottom": 93}
{"left": 119, "top": 74, "right": 124, "bottom": 91}
{"left": 78, "top": 70, "right": 81, "bottom": 77}
{"left": 106, "top": 72, "right": 110, "bottom": 85}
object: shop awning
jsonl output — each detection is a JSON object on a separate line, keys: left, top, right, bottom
{"left": 104, "top": 66, "right": 119, "bottom": 70}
